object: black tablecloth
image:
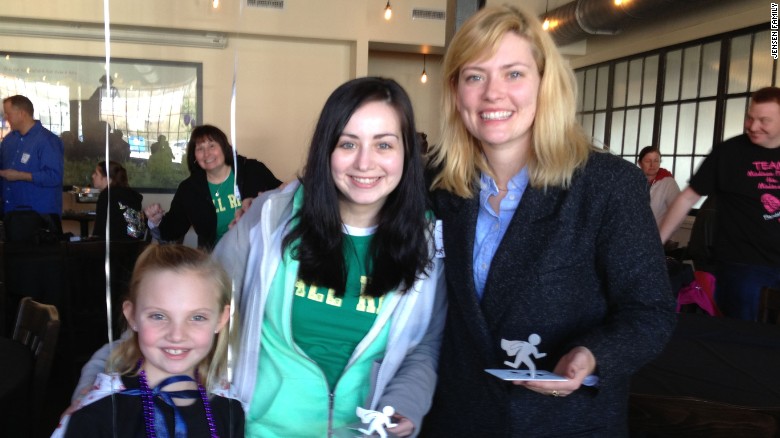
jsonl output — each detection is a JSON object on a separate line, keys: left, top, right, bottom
{"left": 630, "top": 313, "right": 780, "bottom": 436}
{"left": 0, "top": 336, "right": 33, "bottom": 435}
{"left": 632, "top": 313, "right": 780, "bottom": 406}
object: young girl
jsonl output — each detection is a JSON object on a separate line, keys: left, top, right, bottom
{"left": 55, "top": 244, "right": 244, "bottom": 437}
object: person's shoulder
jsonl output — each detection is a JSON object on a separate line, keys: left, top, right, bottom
{"left": 209, "top": 395, "right": 246, "bottom": 437}
{"left": 427, "top": 187, "right": 476, "bottom": 225}
{"left": 237, "top": 154, "right": 271, "bottom": 171}
{"left": 67, "top": 376, "right": 140, "bottom": 436}
{"left": 210, "top": 393, "right": 244, "bottom": 411}
{"left": 115, "top": 186, "right": 144, "bottom": 203}
{"left": 237, "top": 180, "right": 298, "bottom": 230}
{"left": 581, "top": 149, "right": 642, "bottom": 180}
{"left": 585, "top": 148, "right": 629, "bottom": 167}
{"left": 720, "top": 133, "right": 750, "bottom": 146}
{"left": 131, "top": 187, "right": 144, "bottom": 203}
{"left": 235, "top": 154, "right": 253, "bottom": 164}
{"left": 177, "top": 173, "right": 203, "bottom": 190}
{"left": 710, "top": 134, "right": 760, "bottom": 155}
{"left": 656, "top": 175, "right": 680, "bottom": 189}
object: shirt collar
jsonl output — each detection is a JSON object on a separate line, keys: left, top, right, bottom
{"left": 479, "top": 167, "right": 529, "bottom": 195}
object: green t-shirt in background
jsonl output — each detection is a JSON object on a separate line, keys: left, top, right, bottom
{"left": 208, "top": 170, "right": 240, "bottom": 242}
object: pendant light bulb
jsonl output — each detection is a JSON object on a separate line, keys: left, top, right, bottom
{"left": 384, "top": 1, "right": 392, "bottom": 20}
{"left": 420, "top": 55, "right": 428, "bottom": 84}
{"left": 212, "top": 0, "right": 219, "bottom": 8}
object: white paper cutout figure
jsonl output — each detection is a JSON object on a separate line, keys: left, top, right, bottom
{"left": 501, "top": 333, "right": 547, "bottom": 378}
{"left": 356, "top": 406, "right": 397, "bottom": 438}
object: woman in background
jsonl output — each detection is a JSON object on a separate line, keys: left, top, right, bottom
{"left": 91, "top": 160, "right": 145, "bottom": 241}
{"left": 638, "top": 145, "right": 681, "bottom": 227}
{"left": 422, "top": 5, "right": 675, "bottom": 436}
{"left": 144, "top": 125, "right": 281, "bottom": 249}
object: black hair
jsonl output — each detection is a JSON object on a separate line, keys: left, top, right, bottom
{"left": 185, "top": 125, "right": 235, "bottom": 175}
{"left": 97, "top": 160, "right": 129, "bottom": 187}
{"left": 283, "top": 77, "right": 431, "bottom": 297}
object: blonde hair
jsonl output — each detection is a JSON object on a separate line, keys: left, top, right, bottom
{"left": 428, "top": 4, "right": 592, "bottom": 197}
{"left": 107, "top": 244, "right": 233, "bottom": 391}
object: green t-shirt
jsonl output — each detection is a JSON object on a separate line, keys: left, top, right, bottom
{"left": 246, "top": 187, "right": 394, "bottom": 436}
{"left": 208, "top": 170, "right": 240, "bottom": 242}
{"left": 292, "top": 225, "right": 384, "bottom": 390}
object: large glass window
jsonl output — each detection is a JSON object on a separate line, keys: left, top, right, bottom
{"left": 575, "top": 25, "right": 774, "bottom": 196}
{"left": 0, "top": 52, "right": 202, "bottom": 190}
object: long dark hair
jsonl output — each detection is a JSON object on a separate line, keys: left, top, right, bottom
{"left": 283, "top": 77, "right": 430, "bottom": 297}
{"left": 185, "top": 125, "right": 235, "bottom": 175}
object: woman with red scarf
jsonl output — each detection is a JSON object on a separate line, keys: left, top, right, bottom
{"left": 638, "top": 146, "right": 681, "bottom": 226}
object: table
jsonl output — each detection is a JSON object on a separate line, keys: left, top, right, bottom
{"left": 630, "top": 313, "right": 780, "bottom": 436}
{"left": 62, "top": 211, "right": 96, "bottom": 238}
{"left": 0, "top": 336, "right": 33, "bottom": 435}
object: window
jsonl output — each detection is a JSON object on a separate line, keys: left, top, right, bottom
{"left": 575, "top": 25, "right": 774, "bottom": 196}
{"left": 0, "top": 52, "right": 202, "bottom": 191}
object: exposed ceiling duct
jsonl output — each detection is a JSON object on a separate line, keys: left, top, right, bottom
{"left": 544, "top": 0, "right": 736, "bottom": 46}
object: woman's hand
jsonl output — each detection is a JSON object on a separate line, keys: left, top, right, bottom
{"left": 143, "top": 203, "right": 164, "bottom": 227}
{"left": 387, "top": 415, "right": 415, "bottom": 437}
{"left": 230, "top": 182, "right": 291, "bottom": 229}
{"left": 514, "top": 346, "right": 596, "bottom": 397}
{"left": 229, "top": 196, "right": 255, "bottom": 229}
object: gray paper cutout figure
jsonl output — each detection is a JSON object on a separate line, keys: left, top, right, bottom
{"left": 356, "top": 406, "right": 397, "bottom": 438}
{"left": 501, "top": 333, "right": 547, "bottom": 378}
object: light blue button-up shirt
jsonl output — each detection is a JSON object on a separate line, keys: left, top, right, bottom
{"left": 472, "top": 167, "right": 529, "bottom": 299}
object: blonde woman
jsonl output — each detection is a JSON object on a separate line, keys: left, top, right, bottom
{"left": 422, "top": 5, "right": 675, "bottom": 436}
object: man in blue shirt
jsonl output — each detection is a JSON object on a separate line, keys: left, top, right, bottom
{"left": 1, "top": 95, "right": 64, "bottom": 233}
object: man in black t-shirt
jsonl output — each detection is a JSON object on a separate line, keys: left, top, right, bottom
{"left": 660, "top": 87, "right": 780, "bottom": 321}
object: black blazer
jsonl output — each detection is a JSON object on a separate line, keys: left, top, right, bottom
{"left": 422, "top": 151, "right": 676, "bottom": 437}
{"left": 158, "top": 155, "right": 281, "bottom": 249}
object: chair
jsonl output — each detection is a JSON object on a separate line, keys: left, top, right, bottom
{"left": 13, "top": 297, "right": 60, "bottom": 436}
{"left": 759, "top": 287, "right": 780, "bottom": 325}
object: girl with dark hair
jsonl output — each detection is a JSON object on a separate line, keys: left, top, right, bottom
{"left": 144, "top": 124, "right": 282, "bottom": 249}
{"left": 91, "top": 160, "right": 145, "bottom": 241}
{"left": 214, "top": 77, "right": 445, "bottom": 437}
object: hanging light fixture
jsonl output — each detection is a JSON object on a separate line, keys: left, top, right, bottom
{"left": 420, "top": 55, "right": 428, "bottom": 84}
{"left": 541, "top": 0, "right": 558, "bottom": 31}
{"left": 212, "top": 0, "right": 219, "bottom": 8}
{"left": 384, "top": 1, "right": 392, "bottom": 20}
